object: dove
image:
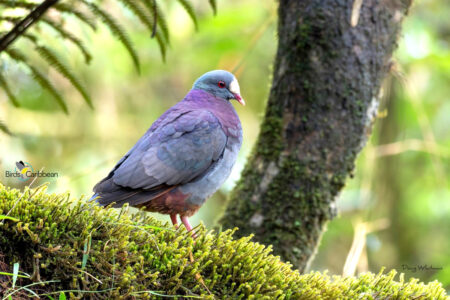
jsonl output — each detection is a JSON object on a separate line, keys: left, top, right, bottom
{"left": 92, "top": 70, "right": 244, "bottom": 231}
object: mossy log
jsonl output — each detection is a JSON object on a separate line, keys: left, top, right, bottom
{"left": 0, "top": 185, "right": 448, "bottom": 299}
{"left": 220, "top": 0, "right": 413, "bottom": 271}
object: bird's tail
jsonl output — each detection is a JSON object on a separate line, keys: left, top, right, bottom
{"left": 89, "top": 193, "right": 99, "bottom": 202}
{"left": 92, "top": 177, "right": 174, "bottom": 208}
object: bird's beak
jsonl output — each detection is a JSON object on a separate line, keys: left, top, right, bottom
{"left": 233, "top": 93, "right": 245, "bottom": 106}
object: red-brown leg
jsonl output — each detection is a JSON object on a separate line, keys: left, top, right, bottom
{"left": 170, "top": 214, "right": 178, "bottom": 228}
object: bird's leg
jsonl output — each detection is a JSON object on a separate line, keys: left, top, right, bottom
{"left": 170, "top": 214, "right": 178, "bottom": 229}
{"left": 181, "top": 216, "right": 197, "bottom": 238}
{"left": 180, "top": 216, "right": 192, "bottom": 231}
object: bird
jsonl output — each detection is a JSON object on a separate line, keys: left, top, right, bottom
{"left": 16, "top": 161, "right": 29, "bottom": 179}
{"left": 92, "top": 70, "right": 244, "bottom": 232}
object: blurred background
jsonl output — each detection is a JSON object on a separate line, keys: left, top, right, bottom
{"left": 0, "top": 0, "right": 448, "bottom": 290}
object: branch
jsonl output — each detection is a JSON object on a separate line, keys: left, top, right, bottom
{"left": 0, "top": 0, "right": 60, "bottom": 52}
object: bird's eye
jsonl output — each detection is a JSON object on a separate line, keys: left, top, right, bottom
{"left": 218, "top": 81, "right": 226, "bottom": 88}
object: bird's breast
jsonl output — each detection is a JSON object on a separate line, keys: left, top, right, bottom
{"left": 180, "top": 134, "right": 241, "bottom": 206}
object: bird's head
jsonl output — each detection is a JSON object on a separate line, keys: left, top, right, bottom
{"left": 192, "top": 70, "right": 245, "bottom": 106}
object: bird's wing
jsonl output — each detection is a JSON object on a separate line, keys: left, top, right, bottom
{"left": 98, "top": 109, "right": 227, "bottom": 193}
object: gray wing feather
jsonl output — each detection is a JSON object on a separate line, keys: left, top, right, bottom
{"left": 110, "top": 110, "right": 227, "bottom": 190}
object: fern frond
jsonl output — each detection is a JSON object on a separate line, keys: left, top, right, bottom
{"left": 29, "top": 65, "right": 68, "bottom": 114}
{"left": 42, "top": 17, "right": 92, "bottom": 63}
{"left": 117, "top": 0, "right": 167, "bottom": 59}
{"left": 0, "top": 1, "right": 97, "bottom": 33}
{"left": 0, "top": 70, "right": 20, "bottom": 107}
{"left": 154, "top": 31, "right": 166, "bottom": 61}
{"left": 22, "top": 32, "right": 38, "bottom": 44}
{"left": 5, "top": 48, "right": 68, "bottom": 114}
{"left": 117, "top": 0, "right": 153, "bottom": 31}
{"left": 54, "top": 3, "right": 97, "bottom": 31}
{"left": 140, "top": 0, "right": 157, "bottom": 35}
{"left": 0, "top": 16, "right": 23, "bottom": 23}
{"left": 155, "top": 3, "right": 169, "bottom": 43}
{"left": 208, "top": 0, "right": 217, "bottom": 15}
{"left": 141, "top": 0, "right": 169, "bottom": 43}
{"left": 0, "top": 0, "right": 213, "bottom": 113}
{"left": 1, "top": 23, "right": 39, "bottom": 46}
{"left": 82, "top": 1, "right": 140, "bottom": 73}
{"left": 0, "top": 0, "right": 35, "bottom": 10}
{"left": 4, "top": 47, "right": 27, "bottom": 62}
{"left": 35, "top": 46, "right": 93, "bottom": 109}
{"left": 177, "top": 0, "right": 198, "bottom": 30}
{"left": 0, "top": 119, "right": 13, "bottom": 136}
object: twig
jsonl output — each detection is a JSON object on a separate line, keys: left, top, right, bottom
{"left": 188, "top": 250, "right": 214, "bottom": 297}
{"left": 351, "top": 0, "right": 364, "bottom": 27}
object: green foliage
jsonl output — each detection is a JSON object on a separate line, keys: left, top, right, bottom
{"left": 5, "top": 48, "right": 68, "bottom": 114}
{"left": 112, "top": 0, "right": 167, "bottom": 60}
{"left": 36, "top": 45, "right": 93, "bottom": 109}
{"left": 0, "top": 120, "right": 12, "bottom": 135}
{"left": 0, "top": 0, "right": 216, "bottom": 114}
{"left": 82, "top": 0, "right": 141, "bottom": 73}
{"left": 0, "top": 184, "right": 448, "bottom": 299}
{"left": 208, "top": 0, "right": 217, "bottom": 15}
{"left": 177, "top": 0, "right": 199, "bottom": 30}
{"left": 0, "top": 71, "right": 19, "bottom": 107}
{"left": 41, "top": 17, "right": 92, "bottom": 64}
{"left": 54, "top": 3, "right": 97, "bottom": 30}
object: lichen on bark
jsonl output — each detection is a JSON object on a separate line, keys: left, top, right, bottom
{"left": 220, "top": 0, "right": 412, "bottom": 271}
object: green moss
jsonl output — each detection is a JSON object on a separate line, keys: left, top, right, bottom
{"left": 0, "top": 184, "right": 448, "bottom": 299}
{"left": 255, "top": 103, "right": 284, "bottom": 161}
{"left": 223, "top": 151, "right": 346, "bottom": 269}
{"left": 262, "top": 156, "right": 336, "bottom": 261}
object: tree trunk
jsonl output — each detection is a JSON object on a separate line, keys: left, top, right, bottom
{"left": 220, "top": 0, "right": 412, "bottom": 271}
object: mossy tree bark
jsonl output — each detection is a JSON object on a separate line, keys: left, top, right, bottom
{"left": 220, "top": 0, "right": 412, "bottom": 271}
